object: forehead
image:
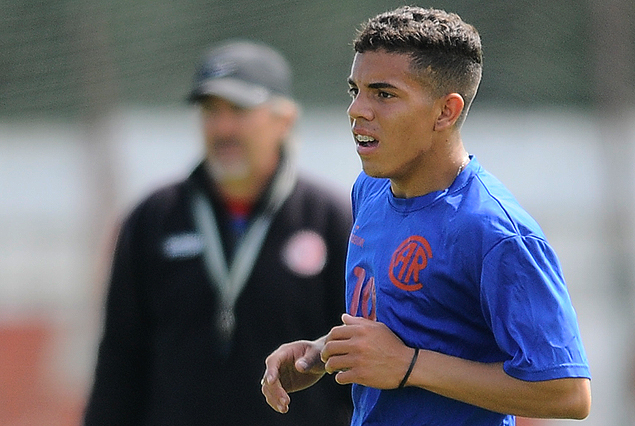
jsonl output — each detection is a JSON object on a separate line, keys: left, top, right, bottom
{"left": 349, "top": 51, "right": 421, "bottom": 88}
{"left": 200, "top": 95, "right": 247, "bottom": 109}
{"left": 200, "top": 95, "right": 276, "bottom": 116}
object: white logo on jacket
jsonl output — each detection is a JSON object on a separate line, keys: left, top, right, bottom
{"left": 163, "top": 233, "right": 204, "bottom": 259}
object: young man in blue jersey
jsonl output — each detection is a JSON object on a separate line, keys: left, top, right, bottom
{"left": 261, "top": 6, "right": 591, "bottom": 425}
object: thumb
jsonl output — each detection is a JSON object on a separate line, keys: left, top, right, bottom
{"left": 295, "top": 343, "right": 326, "bottom": 373}
{"left": 295, "top": 357, "right": 311, "bottom": 372}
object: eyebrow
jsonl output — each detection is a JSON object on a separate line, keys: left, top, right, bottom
{"left": 347, "top": 78, "right": 398, "bottom": 91}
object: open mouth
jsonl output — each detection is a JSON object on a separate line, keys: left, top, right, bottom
{"left": 355, "top": 134, "right": 378, "bottom": 148}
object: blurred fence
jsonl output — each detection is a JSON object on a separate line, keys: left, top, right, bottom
{"left": 1, "top": 0, "right": 606, "bottom": 119}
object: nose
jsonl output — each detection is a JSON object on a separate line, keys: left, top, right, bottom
{"left": 204, "top": 104, "right": 241, "bottom": 137}
{"left": 347, "top": 93, "right": 373, "bottom": 122}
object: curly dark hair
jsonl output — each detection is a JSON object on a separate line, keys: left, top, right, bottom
{"left": 354, "top": 6, "right": 483, "bottom": 125}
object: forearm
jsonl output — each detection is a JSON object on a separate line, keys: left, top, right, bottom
{"left": 407, "top": 349, "right": 591, "bottom": 419}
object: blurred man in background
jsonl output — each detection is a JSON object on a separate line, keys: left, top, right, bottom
{"left": 84, "top": 39, "right": 352, "bottom": 426}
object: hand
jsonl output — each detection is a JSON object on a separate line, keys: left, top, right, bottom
{"left": 261, "top": 339, "right": 327, "bottom": 413}
{"left": 322, "top": 314, "right": 413, "bottom": 389}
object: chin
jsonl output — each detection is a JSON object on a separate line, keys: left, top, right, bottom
{"left": 361, "top": 164, "right": 389, "bottom": 179}
{"left": 208, "top": 160, "right": 250, "bottom": 181}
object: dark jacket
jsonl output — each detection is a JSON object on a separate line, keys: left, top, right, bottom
{"left": 84, "top": 162, "right": 353, "bottom": 426}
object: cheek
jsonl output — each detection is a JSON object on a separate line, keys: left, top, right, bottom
{"left": 261, "top": 122, "right": 285, "bottom": 143}
{"left": 259, "top": 115, "right": 289, "bottom": 141}
{"left": 201, "top": 115, "right": 214, "bottom": 136}
{"left": 386, "top": 113, "right": 423, "bottom": 145}
{"left": 246, "top": 120, "right": 285, "bottom": 157}
{"left": 398, "top": 108, "right": 434, "bottom": 144}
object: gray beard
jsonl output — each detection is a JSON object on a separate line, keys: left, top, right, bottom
{"left": 206, "top": 157, "right": 250, "bottom": 183}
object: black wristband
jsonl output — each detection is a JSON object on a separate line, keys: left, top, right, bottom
{"left": 398, "top": 348, "right": 419, "bottom": 389}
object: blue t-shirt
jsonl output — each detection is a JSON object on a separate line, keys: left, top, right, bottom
{"left": 345, "top": 156, "right": 590, "bottom": 426}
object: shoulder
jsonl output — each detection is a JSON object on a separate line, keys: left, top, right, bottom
{"left": 277, "top": 175, "right": 353, "bottom": 234}
{"left": 451, "top": 161, "right": 547, "bottom": 256}
{"left": 129, "top": 162, "right": 209, "bottom": 218}
{"left": 293, "top": 175, "right": 352, "bottom": 212}
{"left": 121, "top": 176, "right": 191, "bottom": 232}
{"left": 134, "top": 181, "right": 186, "bottom": 214}
{"left": 473, "top": 168, "right": 544, "bottom": 238}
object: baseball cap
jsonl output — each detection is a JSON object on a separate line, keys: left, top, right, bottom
{"left": 188, "top": 40, "right": 293, "bottom": 107}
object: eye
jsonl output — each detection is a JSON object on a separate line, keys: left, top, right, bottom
{"left": 378, "top": 91, "right": 394, "bottom": 99}
{"left": 348, "top": 87, "right": 359, "bottom": 98}
{"left": 230, "top": 103, "right": 247, "bottom": 113}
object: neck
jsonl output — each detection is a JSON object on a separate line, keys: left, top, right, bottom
{"left": 205, "top": 159, "right": 278, "bottom": 205}
{"left": 215, "top": 172, "right": 273, "bottom": 205}
{"left": 390, "top": 143, "right": 469, "bottom": 199}
{"left": 455, "top": 154, "right": 470, "bottom": 177}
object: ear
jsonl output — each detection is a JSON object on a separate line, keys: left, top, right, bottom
{"left": 272, "top": 99, "right": 299, "bottom": 139}
{"left": 434, "top": 93, "right": 464, "bottom": 131}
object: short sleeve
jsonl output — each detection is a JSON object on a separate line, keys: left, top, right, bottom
{"left": 480, "top": 235, "right": 590, "bottom": 381}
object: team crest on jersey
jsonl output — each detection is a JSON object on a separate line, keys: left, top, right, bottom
{"left": 388, "top": 236, "right": 432, "bottom": 291}
{"left": 282, "top": 230, "right": 327, "bottom": 277}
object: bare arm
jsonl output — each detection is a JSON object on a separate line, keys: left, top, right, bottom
{"left": 322, "top": 314, "right": 591, "bottom": 420}
{"left": 406, "top": 350, "right": 590, "bottom": 419}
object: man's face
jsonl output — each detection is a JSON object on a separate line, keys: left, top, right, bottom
{"left": 200, "top": 96, "right": 293, "bottom": 183}
{"left": 347, "top": 50, "right": 441, "bottom": 186}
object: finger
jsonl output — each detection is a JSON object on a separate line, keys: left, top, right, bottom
{"left": 262, "top": 355, "right": 281, "bottom": 386}
{"left": 262, "top": 354, "right": 291, "bottom": 413}
{"left": 326, "top": 314, "right": 367, "bottom": 341}
{"left": 325, "top": 320, "right": 360, "bottom": 343}
{"left": 323, "top": 353, "right": 353, "bottom": 375}
{"left": 261, "top": 366, "right": 276, "bottom": 389}
{"left": 335, "top": 369, "right": 354, "bottom": 385}
{"left": 261, "top": 373, "right": 291, "bottom": 413}
{"left": 321, "top": 339, "right": 357, "bottom": 375}
{"left": 321, "top": 337, "right": 351, "bottom": 361}
{"left": 341, "top": 313, "right": 365, "bottom": 325}
{"left": 295, "top": 357, "right": 310, "bottom": 373}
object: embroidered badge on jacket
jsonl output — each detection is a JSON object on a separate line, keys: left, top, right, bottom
{"left": 282, "top": 230, "right": 327, "bottom": 277}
